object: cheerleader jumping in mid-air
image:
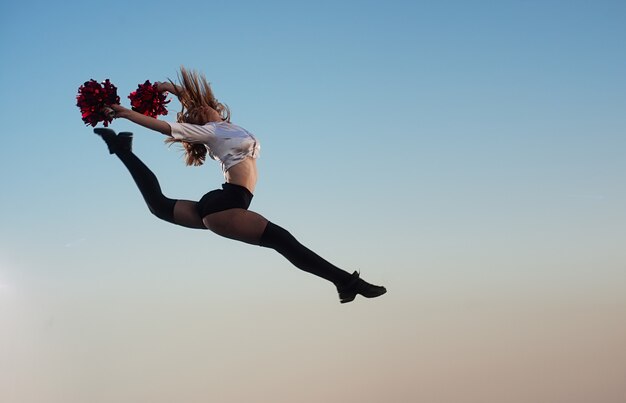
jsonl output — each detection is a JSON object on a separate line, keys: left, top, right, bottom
{"left": 93, "top": 67, "right": 386, "bottom": 303}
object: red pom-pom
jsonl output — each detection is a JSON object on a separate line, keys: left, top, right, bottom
{"left": 76, "top": 79, "right": 120, "bottom": 127}
{"left": 128, "top": 80, "right": 170, "bottom": 118}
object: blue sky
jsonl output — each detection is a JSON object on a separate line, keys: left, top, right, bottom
{"left": 1, "top": 1, "right": 625, "bottom": 402}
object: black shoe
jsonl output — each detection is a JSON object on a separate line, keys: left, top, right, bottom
{"left": 336, "top": 271, "right": 387, "bottom": 304}
{"left": 94, "top": 128, "right": 133, "bottom": 154}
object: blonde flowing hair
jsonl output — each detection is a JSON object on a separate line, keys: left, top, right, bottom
{"left": 165, "top": 66, "right": 231, "bottom": 166}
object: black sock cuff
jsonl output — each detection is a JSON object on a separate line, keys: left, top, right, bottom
{"left": 259, "top": 221, "right": 282, "bottom": 248}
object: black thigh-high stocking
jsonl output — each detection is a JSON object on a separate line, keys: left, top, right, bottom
{"left": 259, "top": 222, "right": 353, "bottom": 285}
{"left": 115, "top": 150, "right": 177, "bottom": 224}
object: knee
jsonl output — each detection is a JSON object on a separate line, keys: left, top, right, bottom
{"left": 258, "top": 221, "right": 299, "bottom": 250}
{"left": 148, "top": 203, "right": 175, "bottom": 223}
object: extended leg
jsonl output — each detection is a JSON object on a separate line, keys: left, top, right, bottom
{"left": 203, "top": 209, "right": 387, "bottom": 303}
{"left": 258, "top": 221, "right": 353, "bottom": 284}
{"left": 94, "top": 128, "right": 205, "bottom": 229}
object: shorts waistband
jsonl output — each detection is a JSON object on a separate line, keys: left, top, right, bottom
{"left": 222, "top": 182, "right": 254, "bottom": 198}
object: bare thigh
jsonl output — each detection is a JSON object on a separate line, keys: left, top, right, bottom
{"left": 173, "top": 200, "right": 207, "bottom": 229}
{"left": 202, "top": 209, "right": 269, "bottom": 245}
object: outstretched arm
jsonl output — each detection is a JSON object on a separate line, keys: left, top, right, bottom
{"left": 110, "top": 104, "right": 172, "bottom": 136}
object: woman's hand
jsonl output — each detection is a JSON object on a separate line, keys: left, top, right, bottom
{"left": 109, "top": 103, "right": 130, "bottom": 119}
{"left": 155, "top": 81, "right": 181, "bottom": 96}
{"left": 155, "top": 81, "right": 174, "bottom": 93}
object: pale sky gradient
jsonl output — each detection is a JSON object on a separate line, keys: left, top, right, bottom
{"left": 1, "top": 1, "right": 625, "bottom": 402}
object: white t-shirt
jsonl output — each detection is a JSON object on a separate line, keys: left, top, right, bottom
{"left": 167, "top": 121, "right": 260, "bottom": 173}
